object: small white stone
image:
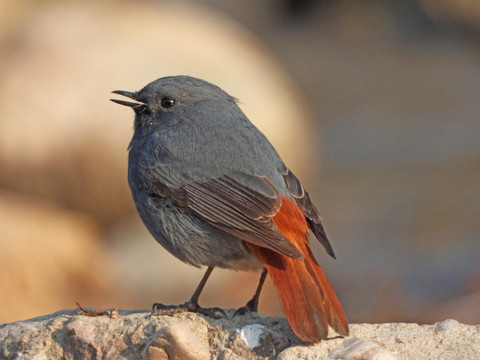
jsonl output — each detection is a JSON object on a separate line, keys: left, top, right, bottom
{"left": 329, "top": 337, "right": 397, "bottom": 360}
{"left": 14, "top": 351, "right": 48, "bottom": 360}
{"left": 236, "top": 324, "right": 265, "bottom": 349}
{"left": 434, "top": 319, "right": 461, "bottom": 333}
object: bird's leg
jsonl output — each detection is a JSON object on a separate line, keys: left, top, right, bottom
{"left": 151, "top": 266, "right": 226, "bottom": 319}
{"left": 234, "top": 268, "right": 268, "bottom": 316}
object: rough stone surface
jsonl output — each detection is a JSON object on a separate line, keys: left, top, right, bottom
{"left": 142, "top": 323, "right": 210, "bottom": 360}
{"left": 328, "top": 338, "right": 397, "bottom": 360}
{"left": 1, "top": 310, "right": 478, "bottom": 360}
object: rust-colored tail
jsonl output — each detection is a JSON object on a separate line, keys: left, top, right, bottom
{"left": 246, "top": 197, "right": 349, "bottom": 342}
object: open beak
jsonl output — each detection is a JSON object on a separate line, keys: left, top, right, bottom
{"left": 110, "top": 90, "right": 144, "bottom": 108}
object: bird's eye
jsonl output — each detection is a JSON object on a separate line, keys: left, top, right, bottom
{"left": 161, "top": 97, "right": 176, "bottom": 109}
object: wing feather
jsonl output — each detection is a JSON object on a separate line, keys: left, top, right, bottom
{"left": 150, "top": 174, "right": 303, "bottom": 259}
{"left": 282, "top": 167, "right": 336, "bottom": 259}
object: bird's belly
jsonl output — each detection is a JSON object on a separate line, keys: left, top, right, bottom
{"left": 134, "top": 193, "right": 262, "bottom": 270}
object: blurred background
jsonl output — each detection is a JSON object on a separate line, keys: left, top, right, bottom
{"left": 1, "top": 0, "right": 479, "bottom": 326}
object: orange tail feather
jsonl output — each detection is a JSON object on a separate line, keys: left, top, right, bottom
{"left": 246, "top": 197, "right": 349, "bottom": 342}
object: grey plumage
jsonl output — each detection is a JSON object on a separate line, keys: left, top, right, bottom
{"left": 113, "top": 75, "right": 334, "bottom": 269}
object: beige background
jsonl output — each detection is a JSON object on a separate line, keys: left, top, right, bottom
{"left": 1, "top": 0, "right": 479, "bottom": 326}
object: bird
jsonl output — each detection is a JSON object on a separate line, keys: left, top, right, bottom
{"left": 111, "top": 75, "right": 349, "bottom": 342}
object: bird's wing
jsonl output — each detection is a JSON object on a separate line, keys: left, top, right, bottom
{"left": 281, "top": 167, "right": 336, "bottom": 259}
{"left": 149, "top": 171, "right": 303, "bottom": 260}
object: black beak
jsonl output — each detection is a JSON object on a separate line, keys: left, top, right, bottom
{"left": 110, "top": 90, "right": 144, "bottom": 108}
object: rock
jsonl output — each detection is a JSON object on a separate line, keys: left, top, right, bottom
{"left": 64, "top": 318, "right": 128, "bottom": 360}
{"left": 237, "top": 324, "right": 265, "bottom": 349}
{"left": 227, "top": 332, "right": 259, "bottom": 359}
{"left": 142, "top": 323, "right": 210, "bottom": 360}
{"left": 279, "top": 322, "right": 480, "bottom": 360}
{"left": 434, "top": 319, "right": 461, "bottom": 333}
{"left": 0, "top": 310, "right": 292, "bottom": 360}
{"left": 1, "top": 311, "right": 479, "bottom": 360}
{"left": 329, "top": 338, "right": 397, "bottom": 360}
{"left": 236, "top": 324, "right": 277, "bottom": 357}
{"left": 0, "top": 0, "right": 315, "bottom": 225}
{"left": 0, "top": 1, "right": 319, "bottom": 324}
{"left": 0, "top": 192, "right": 123, "bottom": 324}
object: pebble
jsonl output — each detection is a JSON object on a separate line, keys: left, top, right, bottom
{"left": 237, "top": 324, "right": 266, "bottom": 349}
{"left": 434, "top": 319, "right": 461, "bottom": 333}
{"left": 142, "top": 323, "right": 210, "bottom": 360}
{"left": 329, "top": 337, "right": 397, "bottom": 360}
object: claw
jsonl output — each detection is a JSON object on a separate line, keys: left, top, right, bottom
{"left": 233, "top": 297, "right": 258, "bottom": 317}
{"left": 150, "top": 300, "right": 226, "bottom": 319}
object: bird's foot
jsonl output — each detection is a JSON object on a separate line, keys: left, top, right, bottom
{"left": 233, "top": 297, "right": 258, "bottom": 317}
{"left": 151, "top": 300, "right": 226, "bottom": 319}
